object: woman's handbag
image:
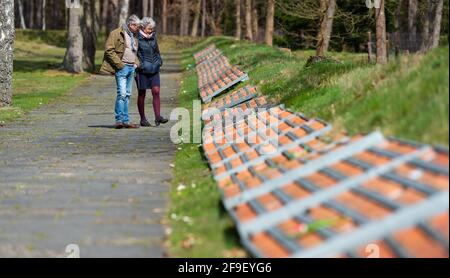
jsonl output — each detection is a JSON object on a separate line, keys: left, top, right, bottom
{"left": 141, "top": 60, "right": 161, "bottom": 74}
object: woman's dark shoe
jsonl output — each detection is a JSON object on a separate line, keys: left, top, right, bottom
{"left": 140, "top": 119, "right": 152, "bottom": 127}
{"left": 155, "top": 116, "right": 169, "bottom": 126}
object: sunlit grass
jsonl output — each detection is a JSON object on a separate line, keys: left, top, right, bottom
{"left": 200, "top": 36, "right": 448, "bottom": 145}
{"left": 0, "top": 30, "right": 90, "bottom": 123}
{"left": 168, "top": 38, "right": 247, "bottom": 258}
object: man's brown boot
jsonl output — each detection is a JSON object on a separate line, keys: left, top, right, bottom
{"left": 123, "top": 123, "right": 140, "bottom": 129}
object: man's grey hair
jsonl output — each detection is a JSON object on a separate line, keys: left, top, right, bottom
{"left": 127, "top": 14, "right": 141, "bottom": 25}
{"left": 141, "top": 17, "right": 156, "bottom": 29}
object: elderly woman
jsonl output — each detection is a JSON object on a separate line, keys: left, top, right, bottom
{"left": 135, "top": 17, "right": 168, "bottom": 127}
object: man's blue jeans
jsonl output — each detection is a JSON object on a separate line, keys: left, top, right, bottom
{"left": 115, "top": 64, "right": 135, "bottom": 124}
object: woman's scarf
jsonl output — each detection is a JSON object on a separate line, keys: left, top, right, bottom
{"left": 139, "top": 30, "right": 154, "bottom": 39}
{"left": 122, "top": 23, "right": 137, "bottom": 52}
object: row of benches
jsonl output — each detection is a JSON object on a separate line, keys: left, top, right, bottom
{"left": 193, "top": 44, "right": 449, "bottom": 258}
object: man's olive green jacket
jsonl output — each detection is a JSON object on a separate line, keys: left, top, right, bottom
{"left": 99, "top": 27, "right": 140, "bottom": 75}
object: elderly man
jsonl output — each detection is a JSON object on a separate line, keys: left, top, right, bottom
{"left": 100, "top": 15, "right": 141, "bottom": 129}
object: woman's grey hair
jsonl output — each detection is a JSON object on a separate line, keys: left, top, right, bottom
{"left": 140, "top": 17, "right": 156, "bottom": 29}
{"left": 127, "top": 14, "right": 141, "bottom": 25}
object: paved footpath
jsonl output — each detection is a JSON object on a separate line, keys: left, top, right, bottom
{"left": 0, "top": 53, "right": 181, "bottom": 257}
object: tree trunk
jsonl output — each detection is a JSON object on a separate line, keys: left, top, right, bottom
{"left": 375, "top": 0, "right": 388, "bottom": 64}
{"left": 235, "top": 0, "right": 241, "bottom": 39}
{"left": 18, "top": 0, "right": 27, "bottom": 29}
{"left": 102, "top": 0, "right": 109, "bottom": 32}
{"left": 207, "top": 14, "right": 221, "bottom": 36}
{"left": 149, "top": 0, "right": 154, "bottom": 18}
{"left": 191, "top": 0, "right": 201, "bottom": 37}
{"left": 251, "top": 1, "right": 259, "bottom": 41}
{"left": 244, "top": 0, "right": 253, "bottom": 40}
{"left": 162, "top": 0, "right": 168, "bottom": 33}
{"left": 264, "top": 0, "right": 275, "bottom": 46}
{"left": 62, "top": 6, "right": 83, "bottom": 73}
{"left": 118, "top": 0, "right": 129, "bottom": 26}
{"left": 98, "top": 0, "right": 104, "bottom": 31}
{"left": 42, "top": 0, "right": 47, "bottom": 30}
{"left": 316, "top": 0, "right": 336, "bottom": 56}
{"left": 29, "top": 0, "right": 35, "bottom": 29}
{"left": 201, "top": 0, "right": 206, "bottom": 37}
{"left": 0, "top": 0, "right": 15, "bottom": 107}
{"left": 211, "top": 0, "right": 216, "bottom": 22}
{"left": 427, "top": 0, "right": 444, "bottom": 50}
{"left": 142, "top": 0, "right": 149, "bottom": 17}
{"left": 106, "top": 0, "right": 119, "bottom": 34}
{"left": 180, "top": 0, "right": 189, "bottom": 36}
{"left": 408, "top": 0, "right": 418, "bottom": 50}
{"left": 420, "top": 0, "right": 430, "bottom": 52}
{"left": 393, "top": 0, "right": 404, "bottom": 54}
{"left": 82, "top": 0, "right": 97, "bottom": 72}
{"left": 36, "top": 0, "right": 42, "bottom": 29}
{"left": 94, "top": 0, "right": 101, "bottom": 35}
{"left": 207, "top": 0, "right": 223, "bottom": 36}
{"left": 407, "top": 0, "right": 418, "bottom": 34}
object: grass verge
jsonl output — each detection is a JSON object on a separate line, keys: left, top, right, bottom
{"left": 167, "top": 38, "right": 248, "bottom": 258}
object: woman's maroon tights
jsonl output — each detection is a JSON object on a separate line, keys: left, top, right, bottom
{"left": 137, "top": 86, "right": 161, "bottom": 121}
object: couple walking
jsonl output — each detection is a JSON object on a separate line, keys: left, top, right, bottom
{"left": 100, "top": 15, "right": 169, "bottom": 129}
